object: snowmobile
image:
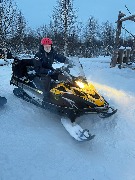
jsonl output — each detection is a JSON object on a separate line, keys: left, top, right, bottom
{"left": 10, "top": 56, "right": 117, "bottom": 142}
{"left": 0, "top": 96, "right": 7, "bottom": 106}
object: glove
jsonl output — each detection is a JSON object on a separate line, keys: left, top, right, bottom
{"left": 47, "top": 70, "right": 54, "bottom": 75}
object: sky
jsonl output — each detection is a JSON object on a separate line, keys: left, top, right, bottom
{"left": 0, "top": 56, "right": 135, "bottom": 179}
{"left": 15, "top": 0, "right": 135, "bottom": 34}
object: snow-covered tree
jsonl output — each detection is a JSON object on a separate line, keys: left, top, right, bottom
{"left": 83, "top": 16, "right": 100, "bottom": 57}
{"left": 52, "top": 0, "right": 77, "bottom": 55}
{"left": 100, "top": 21, "right": 115, "bottom": 56}
{"left": 11, "top": 11, "right": 27, "bottom": 52}
{"left": 23, "top": 28, "right": 39, "bottom": 54}
{"left": 0, "top": 0, "right": 18, "bottom": 47}
{"left": 36, "top": 21, "right": 54, "bottom": 40}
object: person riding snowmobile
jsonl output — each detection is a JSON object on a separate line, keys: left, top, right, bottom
{"left": 33, "top": 37, "right": 68, "bottom": 100}
{"left": 10, "top": 40, "right": 117, "bottom": 141}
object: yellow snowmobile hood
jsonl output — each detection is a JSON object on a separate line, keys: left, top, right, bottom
{"left": 50, "top": 82, "right": 105, "bottom": 107}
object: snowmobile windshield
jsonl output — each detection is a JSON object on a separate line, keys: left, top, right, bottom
{"left": 52, "top": 56, "right": 86, "bottom": 83}
{"left": 66, "top": 57, "right": 86, "bottom": 79}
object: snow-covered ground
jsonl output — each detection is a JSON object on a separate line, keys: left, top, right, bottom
{"left": 0, "top": 56, "right": 135, "bottom": 180}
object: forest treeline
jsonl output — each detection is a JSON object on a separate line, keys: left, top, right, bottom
{"left": 0, "top": 0, "right": 133, "bottom": 57}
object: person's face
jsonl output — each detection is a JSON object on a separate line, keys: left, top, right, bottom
{"left": 43, "top": 45, "right": 51, "bottom": 53}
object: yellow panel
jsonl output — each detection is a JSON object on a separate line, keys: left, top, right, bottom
{"left": 50, "top": 82, "right": 105, "bottom": 106}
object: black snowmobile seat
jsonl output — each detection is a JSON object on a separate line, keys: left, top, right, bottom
{"left": 12, "top": 57, "right": 34, "bottom": 79}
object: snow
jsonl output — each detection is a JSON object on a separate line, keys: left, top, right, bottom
{"left": 0, "top": 56, "right": 135, "bottom": 180}
{"left": 0, "top": 59, "right": 13, "bottom": 66}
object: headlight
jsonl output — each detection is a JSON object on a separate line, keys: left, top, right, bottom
{"left": 76, "top": 81, "right": 85, "bottom": 88}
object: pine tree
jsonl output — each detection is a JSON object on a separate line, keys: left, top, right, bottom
{"left": 0, "top": 0, "right": 18, "bottom": 47}
{"left": 83, "top": 16, "right": 99, "bottom": 57}
{"left": 100, "top": 21, "right": 115, "bottom": 56}
{"left": 52, "top": 0, "right": 77, "bottom": 55}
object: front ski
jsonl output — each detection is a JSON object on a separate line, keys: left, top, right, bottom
{"left": 61, "top": 117, "right": 95, "bottom": 142}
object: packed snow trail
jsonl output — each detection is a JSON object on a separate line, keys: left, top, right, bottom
{"left": 0, "top": 58, "right": 135, "bottom": 180}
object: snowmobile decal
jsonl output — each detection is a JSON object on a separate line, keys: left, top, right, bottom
{"left": 50, "top": 83, "right": 73, "bottom": 95}
{"left": 51, "top": 82, "right": 105, "bottom": 106}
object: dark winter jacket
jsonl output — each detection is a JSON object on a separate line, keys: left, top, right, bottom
{"left": 33, "top": 45, "right": 66, "bottom": 76}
